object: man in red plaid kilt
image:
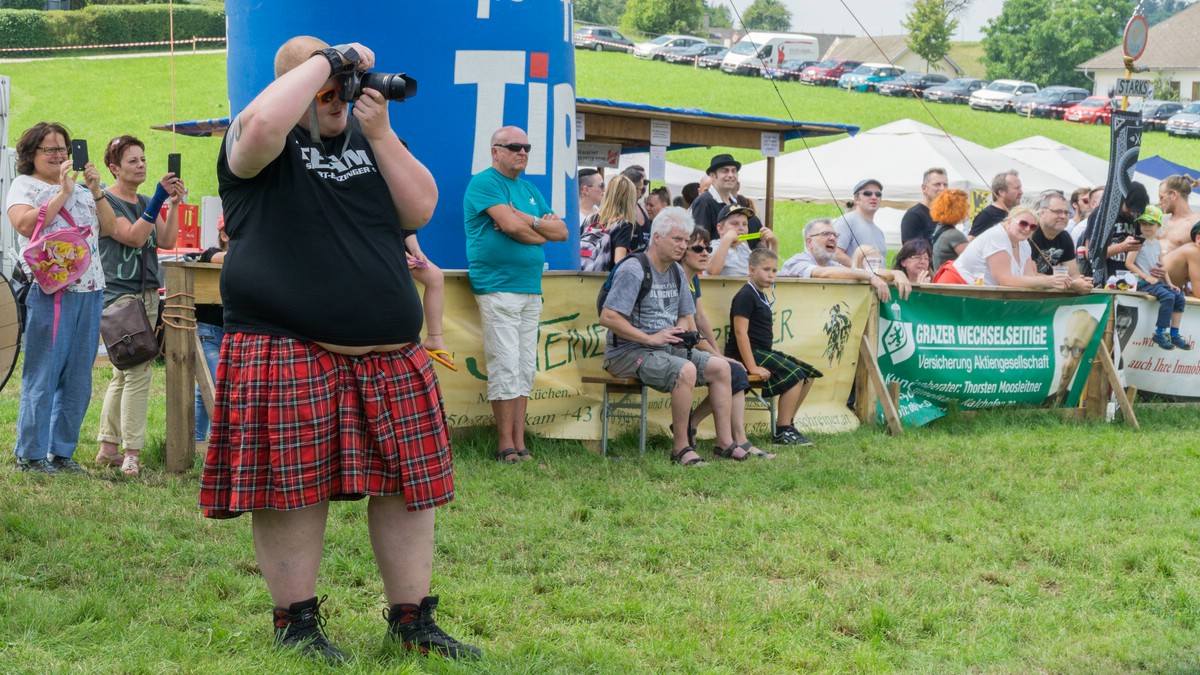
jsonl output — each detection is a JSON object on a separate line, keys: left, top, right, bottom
{"left": 198, "top": 36, "right": 478, "bottom": 663}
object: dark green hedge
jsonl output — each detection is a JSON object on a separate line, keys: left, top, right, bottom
{"left": 0, "top": 0, "right": 46, "bottom": 10}
{"left": 0, "top": 3, "right": 224, "bottom": 54}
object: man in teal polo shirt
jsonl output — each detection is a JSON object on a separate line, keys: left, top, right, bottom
{"left": 464, "top": 126, "right": 568, "bottom": 464}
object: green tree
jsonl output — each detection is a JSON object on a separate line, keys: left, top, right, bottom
{"left": 704, "top": 0, "right": 733, "bottom": 29}
{"left": 621, "top": 0, "right": 703, "bottom": 36}
{"left": 903, "top": 0, "right": 958, "bottom": 71}
{"left": 575, "top": 0, "right": 628, "bottom": 27}
{"left": 981, "top": 0, "right": 1133, "bottom": 88}
{"left": 740, "top": 0, "right": 791, "bottom": 31}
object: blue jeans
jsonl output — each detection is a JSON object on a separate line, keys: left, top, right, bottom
{"left": 1138, "top": 280, "right": 1186, "bottom": 327}
{"left": 14, "top": 287, "right": 102, "bottom": 461}
{"left": 194, "top": 322, "right": 224, "bottom": 440}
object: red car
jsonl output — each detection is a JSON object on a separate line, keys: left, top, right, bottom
{"left": 798, "top": 58, "right": 861, "bottom": 86}
{"left": 1063, "top": 96, "right": 1116, "bottom": 125}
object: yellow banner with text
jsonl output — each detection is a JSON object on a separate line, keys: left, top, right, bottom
{"left": 434, "top": 273, "right": 873, "bottom": 442}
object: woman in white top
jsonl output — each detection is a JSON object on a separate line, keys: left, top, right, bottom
{"left": 952, "top": 205, "right": 1070, "bottom": 289}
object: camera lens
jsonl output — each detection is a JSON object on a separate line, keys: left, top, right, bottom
{"left": 358, "top": 72, "right": 418, "bottom": 101}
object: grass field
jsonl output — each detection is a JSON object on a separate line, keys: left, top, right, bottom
{"left": 5, "top": 47, "right": 1200, "bottom": 673}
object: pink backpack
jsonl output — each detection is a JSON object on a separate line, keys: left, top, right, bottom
{"left": 21, "top": 203, "right": 93, "bottom": 342}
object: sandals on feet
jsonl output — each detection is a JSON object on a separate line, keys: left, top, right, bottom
{"left": 516, "top": 449, "right": 533, "bottom": 462}
{"left": 670, "top": 446, "right": 707, "bottom": 467}
{"left": 496, "top": 448, "right": 520, "bottom": 465}
{"left": 739, "top": 441, "right": 775, "bottom": 460}
{"left": 426, "top": 349, "right": 457, "bottom": 371}
{"left": 712, "top": 443, "right": 750, "bottom": 462}
{"left": 120, "top": 453, "right": 140, "bottom": 476}
{"left": 94, "top": 447, "right": 124, "bottom": 467}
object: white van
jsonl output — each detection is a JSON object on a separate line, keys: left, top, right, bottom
{"left": 720, "top": 32, "right": 820, "bottom": 76}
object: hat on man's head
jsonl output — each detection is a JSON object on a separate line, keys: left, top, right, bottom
{"left": 853, "top": 178, "right": 883, "bottom": 196}
{"left": 717, "top": 204, "right": 755, "bottom": 222}
{"left": 707, "top": 153, "right": 741, "bottom": 175}
{"left": 1137, "top": 205, "right": 1164, "bottom": 226}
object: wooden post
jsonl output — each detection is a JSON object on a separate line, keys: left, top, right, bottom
{"left": 1084, "top": 301, "right": 1116, "bottom": 419}
{"left": 854, "top": 292, "right": 880, "bottom": 425}
{"left": 163, "top": 265, "right": 196, "bottom": 473}
{"left": 765, "top": 155, "right": 775, "bottom": 230}
{"left": 858, "top": 335, "right": 903, "bottom": 435}
{"left": 1096, "top": 346, "right": 1139, "bottom": 428}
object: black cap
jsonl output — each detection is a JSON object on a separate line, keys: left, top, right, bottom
{"left": 707, "top": 153, "right": 741, "bottom": 175}
{"left": 853, "top": 178, "right": 882, "bottom": 195}
{"left": 717, "top": 204, "right": 755, "bottom": 222}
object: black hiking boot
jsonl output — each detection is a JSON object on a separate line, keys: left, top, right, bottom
{"left": 272, "top": 595, "right": 350, "bottom": 665}
{"left": 384, "top": 595, "right": 481, "bottom": 659}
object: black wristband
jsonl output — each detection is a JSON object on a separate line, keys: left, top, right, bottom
{"left": 312, "top": 47, "right": 353, "bottom": 78}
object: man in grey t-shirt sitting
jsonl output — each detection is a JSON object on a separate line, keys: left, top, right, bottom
{"left": 600, "top": 207, "right": 738, "bottom": 467}
{"left": 833, "top": 178, "right": 889, "bottom": 267}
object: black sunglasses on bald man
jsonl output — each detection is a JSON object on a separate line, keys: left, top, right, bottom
{"left": 493, "top": 143, "right": 531, "bottom": 153}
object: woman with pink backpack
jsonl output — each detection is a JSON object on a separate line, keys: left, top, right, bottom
{"left": 5, "top": 122, "right": 117, "bottom": 474}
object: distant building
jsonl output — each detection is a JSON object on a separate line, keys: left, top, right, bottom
{"left": 1077, "top": 2, "right": 1200, "bottom": 100}
{"left": 821, "top": 34, "right": 963, "bottom": 77}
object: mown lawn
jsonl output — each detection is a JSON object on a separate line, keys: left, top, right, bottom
{"left": 2, "top": 358, "right": 1200, "bottom": 672}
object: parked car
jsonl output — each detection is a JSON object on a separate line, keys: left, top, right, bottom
{"left": 1166, "top": 102, "right": 1200, "bottom": 137}
{"left": 876, "top": 72, "right": 949, "bottom": 97}
{"left": 837, "top": 63, "right": 905, "bottom": 92}
{"left": 663, "top": 43, "right": 727, "bottom": 67}
{"left": 1013, "top": 86, "right": 1090, "bottom": 119}
{"left": 720, "top": 31, "right": 820, "bottom": 76}
{"left": 923, "top": 77, "right": 987, "bottom": 104}
{"left": 572, "top": 26, "right": 634, "bottom": 53}
{"left": 762, "top": 59, "right": 816, "bottom": 81}
{"left": 798, "top": 58, "right": 862, "bottom": 86}
{"left": 968, "top": 79, "right": 1039, "bottom": 112}
{"left": 632, "top": 34, "right": 707, "bottom": 60}
{"left": 1063, "top": 96, "right": 1117, "bottom": 125}
{"left": 1134, "top": 100, "right": 1186, "bottom": 131}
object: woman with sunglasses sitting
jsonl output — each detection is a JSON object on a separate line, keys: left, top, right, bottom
{"left": 940, "top": 205, "right": 1071, "bottom": 289}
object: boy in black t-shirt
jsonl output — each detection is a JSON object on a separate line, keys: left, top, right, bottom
{"left": 725, "top": 249, "right": 823, "bottom": 446}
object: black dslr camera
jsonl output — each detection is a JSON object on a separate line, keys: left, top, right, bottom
{"left": 339, "top": 70, "right": 417, "bottom": 103}
{"left": 677, "top": 330, "right": 702, "bottom": 357}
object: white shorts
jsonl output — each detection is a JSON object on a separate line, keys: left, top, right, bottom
{"left": 476, "top": 292, "right": 541, "bottom": 401}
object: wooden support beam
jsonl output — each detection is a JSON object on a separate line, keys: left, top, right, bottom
{"left": 1095, "top": 346, "right": 1139, "bottom": 429}
{"left": 859, "top": 335, "right": 904, "bottom": 435}
{"left": 163, "top": 266, "right": 197, "bottom": 473}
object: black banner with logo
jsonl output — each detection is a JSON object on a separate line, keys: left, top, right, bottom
{"left": 1087, "top": 110, "right": 1143, "bottom": 286}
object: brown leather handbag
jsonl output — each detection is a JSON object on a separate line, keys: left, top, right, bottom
{"left": 100, "top": 247, "right": 160, "bottom": 370}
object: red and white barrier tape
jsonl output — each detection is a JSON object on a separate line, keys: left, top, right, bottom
{"left": 0, "top": 36, "right": 225, "bottom": 54}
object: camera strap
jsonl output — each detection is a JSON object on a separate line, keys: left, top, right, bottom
{"left": 306, "top": 104, "right": 353, "bottom": 157}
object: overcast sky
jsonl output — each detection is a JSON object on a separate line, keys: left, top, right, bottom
{"left": 758, "top": 0, "right": 1008, "bottom": 42}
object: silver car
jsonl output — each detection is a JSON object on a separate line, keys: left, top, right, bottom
{"left": 1166, "top": 102, "right": 1200, "bottom": 138}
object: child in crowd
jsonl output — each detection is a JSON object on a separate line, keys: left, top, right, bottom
{"left": 1127, "top": 206, "right": 1193, "bottom": 350}
{"left": 726, "top": 248, "right": 823, "bottom": 446}
{"left": 707, "top": 204, "right": 776, "bottom": 276}
{"left": 404, "top": 231, "right": 456, "bottom": 369}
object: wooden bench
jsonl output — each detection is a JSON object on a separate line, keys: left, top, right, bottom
{"left": 581, "top": 374, "right": 776, "bottom": 456}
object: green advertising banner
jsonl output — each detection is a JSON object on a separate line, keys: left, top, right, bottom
{"left": 876, "top": 291, "right": 1111, "bottom": 426}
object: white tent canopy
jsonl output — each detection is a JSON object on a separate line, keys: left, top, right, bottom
{"left": 995, "top": 135, "right": 1200, "bottom": 208}
{"left": 737, "top": 119, "right": 1088, "bottom": 205}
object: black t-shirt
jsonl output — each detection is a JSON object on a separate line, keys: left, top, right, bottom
{"left": 900, "top": 203, "right": 936, "bottom": 244}
{"left": 609, "top": 219, "right": 650, "bottom": 255}
{"left": 194, "top": 246, "right": 225, "bottom": 327}
{"left": 1081, "top": 208, "right": 1138, "bottom": 279}
{"left": 968, "top": 204, "right": 1008, "bottom": 238}
{"left": 724, "top": 283, "right": 774, "bottom": 359}
{"left": 1028, "top": 228, "right": 1076, "bottom": 275}
{"left": 216, "top": 121, "right": 422, "bottom": 345}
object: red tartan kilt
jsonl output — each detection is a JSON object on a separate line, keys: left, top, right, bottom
{"left": 198, "top": 334, "right": 454, "bottom": 519}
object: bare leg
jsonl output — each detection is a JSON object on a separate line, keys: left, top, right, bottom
{"left": 412, "top": 264, "right": 446, "bottom": 353}
{"left": 671, "top": 362, "right": 700, "bottom": 462}
{"left": 690, "top": 396, "right": 710, "bottom": 434}
{"left": 730, "top": 391, "right": 748, "bottom": 444}
{"left": 253, "top": 503, "right": 330, "bottom": 607}
{"left": 703, "top": 357, "right": 735, "bottom": 450}
{"left": 368, "top": 496, "right": 434, "bottom": 606}
{"left": 777, "top": 382, "right": 803, "bottom": 427}
{"left": 512, "top": 395, "right": 528, "bottom": 450}
{"left": 491, "top": 398, "right": 518, "bottom": 453}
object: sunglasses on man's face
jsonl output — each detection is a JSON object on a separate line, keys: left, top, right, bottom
{"left": 493, "top": 143, "right": 532, "bottom": 153}
{"left": 315, "top": 87, "right": 338, "bottom": 105}
{"left": 859, "top": 191, "right": 883, "bottom": 198}
{"left": 689, "top": 244, "right": 712, "bottom": 254}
